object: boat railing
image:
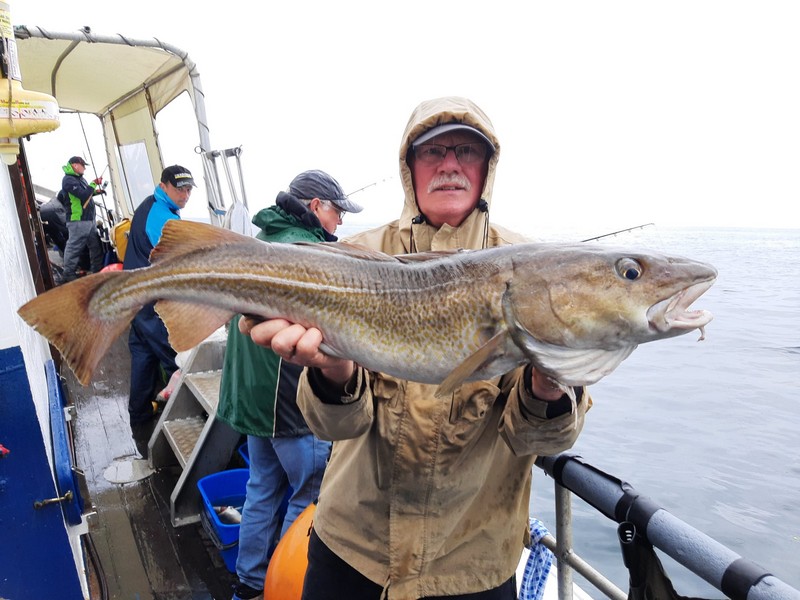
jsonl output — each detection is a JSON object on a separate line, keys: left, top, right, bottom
{"left": 534, "top": 452, "right": 800, "bottom": 600}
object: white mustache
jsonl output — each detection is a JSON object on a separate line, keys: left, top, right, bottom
{"left": 428, "top": 174, "right": 471, "bottom": 193}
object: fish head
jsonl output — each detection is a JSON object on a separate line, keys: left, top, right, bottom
{"left": 506, "top": 243, "right": 718, "bottom": 349}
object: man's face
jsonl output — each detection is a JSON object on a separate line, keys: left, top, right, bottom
{"left": 71, "top": 162, "right": 86, "bottom": 176}
{"left": 312, "top": 199, "right": 344, "bottom": 235}
{"left": 410, "top": 130, "right": 490, "bottom": 228}
{"left": 161, "top": 181, "right": 192, "bottom": 208}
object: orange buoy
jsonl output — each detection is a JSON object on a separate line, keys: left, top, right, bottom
{"left": 264, "top": 502, "right": 315, "bottom": 600}
{"left": 100, "top": 262, "right": 123, "bottom": 272}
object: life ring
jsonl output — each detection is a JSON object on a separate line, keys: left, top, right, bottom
{"left": 264, "top": 502, "right": 315, "bottom": 599}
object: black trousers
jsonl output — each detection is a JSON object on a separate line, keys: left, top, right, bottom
{"left": 302, "top": 529, "right": 516, "bottom": 600}
{"left": 127, "top": 303, "right": 177, "bottom": 423}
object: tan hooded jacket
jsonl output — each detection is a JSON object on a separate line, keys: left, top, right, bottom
{"left": 297, "top": 96, "right": 589, "bottom": 599}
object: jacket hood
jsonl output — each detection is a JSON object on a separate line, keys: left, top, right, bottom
{"left": 253, "top": 192, "right": 337, "bottom": 242}
{"left": 62, "top": 164, "right": 79, "bottom": 176}
{"left": 396, "top": 96, "right": 501, "bottom": 252}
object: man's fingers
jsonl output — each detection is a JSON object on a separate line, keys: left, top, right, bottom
{"left": 271, "top": 324, "right": 308, "bottom": 359}
{"left": 295, "top": 327, "right": 324, "bottom": 358}
{"left": 240, "top": 317, "right": 290, "bottom": 343}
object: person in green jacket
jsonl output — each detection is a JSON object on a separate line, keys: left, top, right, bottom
{"left": 217, "top": 169, "right": 363, "bottom": 600}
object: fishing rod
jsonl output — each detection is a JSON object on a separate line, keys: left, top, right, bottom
{"left": 580, "top": 222, "right": 654, "bottom": 243}
{"left": 347, "top": 175, "right": 394, "bottom": 197}
{"left": 78, "top": 113, "right": 113, "bottom": 225}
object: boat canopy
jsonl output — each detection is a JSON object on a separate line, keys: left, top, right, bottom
{"left": 13, "top": 25, "right": 222, "bottom": 221}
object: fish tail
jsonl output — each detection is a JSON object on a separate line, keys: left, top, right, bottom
{"left": 17, "top": 271, "right": 138, "bottom": 385}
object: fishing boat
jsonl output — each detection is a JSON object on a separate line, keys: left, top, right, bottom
{"left": 2, "top": 12, "right": 799, "bottom": 600}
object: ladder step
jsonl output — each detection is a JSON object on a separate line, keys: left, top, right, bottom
{"left": 183, "top": 370, "right": 222, "bottom": 414}
{"left": 163, "top": 417, "right": 205, "bottom": 468}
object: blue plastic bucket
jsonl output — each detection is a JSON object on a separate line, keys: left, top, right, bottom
{"left": 197, "top": 468, "right": 249, "bottom": 572}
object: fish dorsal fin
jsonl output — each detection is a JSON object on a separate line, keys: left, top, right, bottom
{"left": 294, "top": 243, "right": 460, "bottom": 264}
{"left": 155, "top": 300, "right": 236, "bottom": 352}
{"left": 434, "top": 331, "right": 508, "bottom": 398}
{"left": 151, "top": 220, "right": 258, "bottom": 265}
{"left": 394, "top": 249, "right": 463, "bottom": 264}
{"left": 307, "top": 242, "right": 401, "bottom": 262}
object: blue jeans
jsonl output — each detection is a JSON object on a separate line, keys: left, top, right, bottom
{"left": 236, "top": 433, "right": 331, "bottom": 591}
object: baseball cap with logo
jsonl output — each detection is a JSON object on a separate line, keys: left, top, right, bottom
{"left": 68, "top": 156, "right": 89, "bottom": 166}
{"left": 161, "top": 165, "right": 196, "bottom": 188}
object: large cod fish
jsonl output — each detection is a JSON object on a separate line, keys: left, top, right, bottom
{"left": 18, "top": 220, "right": 717, "bottom": 395}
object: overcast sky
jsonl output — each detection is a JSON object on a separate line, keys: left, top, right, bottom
{"left": 13, "top": 1, "right": 800, "bottom": 238}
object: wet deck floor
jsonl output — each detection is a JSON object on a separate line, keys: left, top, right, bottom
{"left": 66, "top": 329, "right": 239, "bottom": 599}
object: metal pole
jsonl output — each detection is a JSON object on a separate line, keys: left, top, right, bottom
{"left": 554, "top": 483, "right": 574, "bottom": 600}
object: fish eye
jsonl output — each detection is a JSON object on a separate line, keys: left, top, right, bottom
{"left": 616, "top": 258, "right": 643, "bottom": 281}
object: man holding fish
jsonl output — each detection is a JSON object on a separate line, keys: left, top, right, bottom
{"left": 243, "top": 97, "right": 588, "bottom": 600}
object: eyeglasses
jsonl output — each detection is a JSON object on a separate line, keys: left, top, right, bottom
{"left": 321, "top": 200, "right": 345, "bottom": 219}
{"left": 411, "top": 142, "right": 490, "bottom": 166}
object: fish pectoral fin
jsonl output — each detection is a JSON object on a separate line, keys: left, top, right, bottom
{"left": 434, "top": 331, "right": 508, "bottom": 398}
{"left": 526, "top": 344, "right": 638, "bottom": 388}
{"left": 156, "top": 300, "right": 235, "bottom": 351}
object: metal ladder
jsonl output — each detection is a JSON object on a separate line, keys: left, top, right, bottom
{"left": 199, "top": 145, "right": 251, "bottom": 232}
{"left": 147, "top": 328, "right": 241, "bottom": 526}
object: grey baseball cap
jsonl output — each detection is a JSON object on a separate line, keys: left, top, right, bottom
{"left": 412, "top": 123, "right": 496, "bottom": 154}
{"left": 288, "top": 169, "right": 363, "bottom": 213}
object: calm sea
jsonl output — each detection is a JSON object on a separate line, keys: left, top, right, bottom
{"left": 523, "top": 226, "right": 800, "bottom": 597}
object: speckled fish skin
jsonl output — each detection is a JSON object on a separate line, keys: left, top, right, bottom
{"left": 17, "top": 220, "right": 717, "bottom": 389}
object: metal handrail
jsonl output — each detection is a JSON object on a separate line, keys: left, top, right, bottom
{"left": 535, "top": 453, "right": 800, "bottom": 600}
{"left": 541, "top": 483, "right": 626, "bottom": 600}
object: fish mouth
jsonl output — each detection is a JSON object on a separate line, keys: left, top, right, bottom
{"left": 646, "top": 278, "right": 716, "bottom": 338}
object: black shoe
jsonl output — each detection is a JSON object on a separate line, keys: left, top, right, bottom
{"left": 232, "top": 581, "right": 263, "bottom": 600}
{"left": 130, "top": 419, "right": 156, "bottom": 457}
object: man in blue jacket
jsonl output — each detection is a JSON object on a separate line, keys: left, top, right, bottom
{"left": 60, "top": 156, "right": 104, "bottom": 282}
{"left": 123, "top": 165, "right": 195, "bottom": 453}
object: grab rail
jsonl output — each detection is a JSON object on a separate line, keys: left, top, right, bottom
{"left": 534, "top": 453, "right": 800, "bottom": 600}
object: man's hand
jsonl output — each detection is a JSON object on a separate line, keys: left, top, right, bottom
{"left": 239, "top": 317, "right": 355, "bottom": 386}
{"left": 530, "top": 367, "right": 568, "bottom": 401}
{"left": 93, "top": 177, "right": 103, "bottom": 185}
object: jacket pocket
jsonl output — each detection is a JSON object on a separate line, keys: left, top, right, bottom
{"left": 448, "top": 381, "right": 498, "bottom": 424}
{"left": 372, "top": 374, "right": 404, "bottom": 490}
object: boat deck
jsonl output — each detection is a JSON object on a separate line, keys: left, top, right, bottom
{"left": 66, "top": 329, "right": 240, "bottom": 599}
